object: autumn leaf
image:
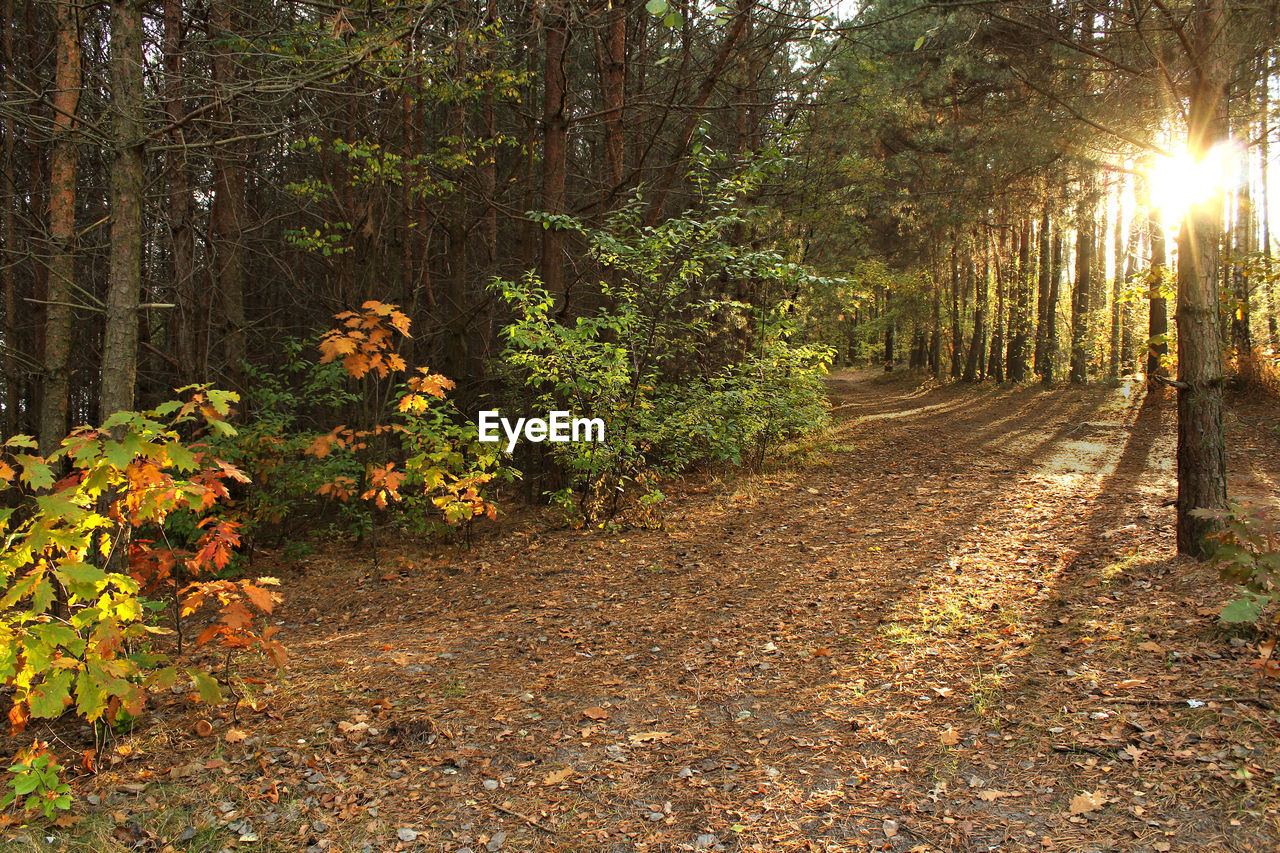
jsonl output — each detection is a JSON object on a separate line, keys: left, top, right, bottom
{"left": 241, "top": 582, "right": 278, "bottom": 614}
{"left": 220, "top": 601, "right": 255, "bottom": 631}
{"left": 581, "top": 707, "right": 609, "bottom": 721}
{"left": 542, "top": 767, "right": 574, "bottom": 786}
{"left": 939, "top": 726, "right": 960, "bottom": 746}
{"left": 8, "top": 701, "right": 29, "bottom": 735}
{"left": 1069, "top": 789, "right": 1106, "bottom": 815}
{"left": 628, "top": 731, "right": 671, "bottom": 744}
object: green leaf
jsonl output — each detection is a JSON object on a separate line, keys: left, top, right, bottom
{"left": 165, "top": 441, "right": 197, "bottom": 472}
{"left": 15, "top": 454, "right": 53, "bottom": 490}
{"left": 1219, "top": 593, "right": 1267, "bottom": 624}
{"left": 188, "top": 669, "right": 223, "bottom": 705}
{"left": 913, "top": 35, "right": 926, "bottom": 51}
{"left": 645, "top": 0, "right": 666, "bottom": 13}
{"left": 206, "top": 389, "right": 240, "bottom": 416}
{"left": 31, "top": 577, "right": 56, "bottom": 615}
{"left": 28, "top": 669, "right": 74, "bottom": 718}
{"left": 57, "top": 561, "right": 108, "bottom": 593}
{"left": 13, "top": 773, "right": 41, "bottom": 796}
{"left": 36, "top": 491, "right": 84, "bottom": 522}
{"left": 75, "top": 667, "right": 106, "bottom": 720}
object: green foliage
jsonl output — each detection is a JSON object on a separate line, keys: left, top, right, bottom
{"left": 1195, "top": 503, "right": 1280, "bottom": 630}
{"left": 495, "top": 160, "right": 834, "bottom": 523}
{"left": 2, "top": 745, "right": 70, "bottom": 821}
{"left": 0, "top": 390, "right": 283, "bottom": 815}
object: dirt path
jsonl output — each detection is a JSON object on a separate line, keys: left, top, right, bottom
{"left": 37, "top": 373, "right": 1280, "bottom": 853}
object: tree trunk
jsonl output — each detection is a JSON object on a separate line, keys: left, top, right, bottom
{"left": 1230, "top": 118, "right": 1252, "bottom": 356}
{"left": 1109, "top": 179, "right": 1124, "bottom": 378}
{"left": 162, "top": 0, "right": 200, "bottom": 386}
{"left": 1, "top": 0, "right": 18, "bottom": 435}
{"left": 600, "top": 0, "right": 627, "bottom": 207}
{"left": 101, "top": 0, "right": 145, "bottom": 420}
{"left": 210, "top": 0, "right": 247, "bottom": 395}
{"left": 38, "top": 0, "right": 82, "bottom": 455}
{"left": 1007, "top": 218, "right": 1030, "bottom": 382}
{"left": 1070, "top": 183, "right": 1095, "bottom": 384}
{"left": 950, "top": 238, "right": 963, "bottom": 378}
{"left": 1264, "top": 49, "right": 1278, "bottom": 350}
{"left": 540, "top": 0, "right": 570, "bottom": 296}
{"left": 964, "top": 252, "right": 985, "bottom": 382}
{"left": 1147, "top": 189, "right": 1168, "bottom": 381}
{"left": 1045, "top": 224, "right": 1063, "bottom": 384}
{"left": 1033, "top": 204, "right": 1052, "bottom": 381}
{"left": 988, "top": 229, "right": 1005, "bottom": 383}
{"left": 1174, "top": 0, "right": 1229, "bottom": 557}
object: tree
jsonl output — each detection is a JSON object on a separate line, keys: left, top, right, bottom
{"left": 1173, "top": 0, "right": 1229, "bottom": 557}
{"left": 38, "top": 0, "right": 82, "bottom": 455}
{"left": 102, "top": 0, "right": 145, "bottom": 420}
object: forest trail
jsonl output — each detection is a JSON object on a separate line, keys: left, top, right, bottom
{"left": 97, "top": 375, "right": 1280, "bottom": 852}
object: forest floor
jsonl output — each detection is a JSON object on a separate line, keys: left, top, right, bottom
{"left": 8, "top": 370, "right": 1280, "bottom": 853}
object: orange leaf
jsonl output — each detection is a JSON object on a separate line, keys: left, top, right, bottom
{"left": 8, "top": 702, "right": 28, "bottom": 735}
{"left": 220, "top": 601, "right": 254, "bottom": 631}
{"left": 241, "top": 582, "right": 277, "bottom": 614}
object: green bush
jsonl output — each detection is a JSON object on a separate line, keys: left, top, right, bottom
{"left": 494, "top": 159, "right": 835, "bottom": 523}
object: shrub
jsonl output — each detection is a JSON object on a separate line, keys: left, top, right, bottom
{"left": 494, "top": 161, "right": 835, "bottom": 523}
{"left": 217, "top": 302, "right": 511, "bottom": 547}
{"left": 1199, "top": 502, "right": 1280, "bottom": 633}
{"left": 0, "top": 389, "right": 283, "bottom": 818}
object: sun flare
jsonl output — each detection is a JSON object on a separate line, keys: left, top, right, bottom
{"left": 1146, "top": 143, "right": 1238, "bottom": 216}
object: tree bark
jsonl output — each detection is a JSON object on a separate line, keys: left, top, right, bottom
{"left": 540, "top": 0, "right": 570, "bottom": 296}
{"left": 988, "top": 228, "right": 1005, "bottom": 382}
{"left": 1070, "top": 182, "right": 1095, "bottom": 385}
{"left": 1007, "top": 218, "right": 1030, "bottom": 382}
{"left": 1, "top": 0, "right": 19, "bottom": 435}
{"left": 1034, "top": 204, "right": 1052, "bottom": 381}
{"left": 163, "top": 0, "right": 200, "bottom": 386}
{"left": 1045, "top": 224, "right": 1063, "bottom": 384}
{"left": 950, "top": 237, "right": 963, "bottom": 378}
{"left": 1174, "top": 0, "right": 1229, "bottom": 557}
{"left": 38, "top": 0, "right": 82, "bottom": 455}
{"left": 1109, "top": 178, "right": 1124, "bottom": 378}
{"left": 101, "top": 0, "right": 145, "bottom": 420}
{"left": 209, "top": 0, "right": 247, "bottom": 395}
{"left": 964, "top": 251, "right": 985, "bottom": 382}
{"left": 600, "top": 0, "right": 627, "bottom": 207}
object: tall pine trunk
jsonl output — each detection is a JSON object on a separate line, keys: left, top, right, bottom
{"left": 1033, "top": 205, "right": 1052, "bottom": 381}
{"left": 1070, "top": 183, "right": 1095, "bottom": 384}
{"left": 102, "top": 0, "right": 145, "bottom": 420}
{"left": 540, "top": 1, "right": 570, "bottom": 297}
{"left": 38, "top": 0, "right": 82, "bottom": 455}
{"left": 1045, "top": 225, "right": 1063, "bottom": 383}
{"left": 1007, "top": 218, "right": 1030, "bottom": 382}
{"left": 1174, "top": 0, "right": 1229, "bottom": 557}
{"left": 210, "top": 0, "right": 247, "bottom": 395}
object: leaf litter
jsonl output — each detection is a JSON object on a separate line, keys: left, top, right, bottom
{"left": 7, "top": 372, "right": 1280, "bottom": 852}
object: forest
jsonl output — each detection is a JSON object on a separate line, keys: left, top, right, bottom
{"left": 2, "top": 0, "right": 1280, "bottom": 850}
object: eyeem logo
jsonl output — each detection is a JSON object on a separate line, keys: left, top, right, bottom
{"left": 478, "top": 410, "right": 605, "bottom": 453}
